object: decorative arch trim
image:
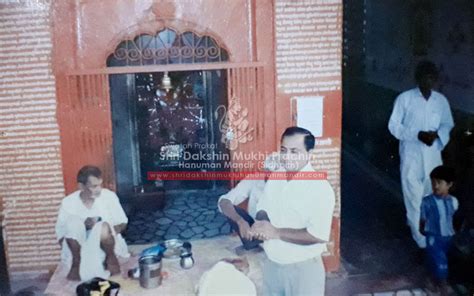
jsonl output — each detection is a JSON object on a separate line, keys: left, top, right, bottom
{"left": 105, "top": 20, "right": 231, "bottom": 67}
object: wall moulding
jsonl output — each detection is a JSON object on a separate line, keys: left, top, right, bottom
{"left": 103, "top": 17, "right": 233, "bottom": 68}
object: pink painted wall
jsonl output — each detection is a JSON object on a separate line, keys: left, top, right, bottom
{"left": 0, "top": 0, "right": 64, "bottom": 274}
{"left": 0, "top": 0, "right": 341, "bottom": 274}
{"left": 52, "top": 0, "right": 257, "bottom": 72}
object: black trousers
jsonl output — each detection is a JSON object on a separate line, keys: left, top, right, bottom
{"left": 227, "top": 206, "right": 263, "bottom": 250}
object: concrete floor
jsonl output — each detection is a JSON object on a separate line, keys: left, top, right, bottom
{"left": 326, "top": 149, "right": 430, "bottom": 294}
{"left": 341, "top": 148, "right": 424, "bottom": 274}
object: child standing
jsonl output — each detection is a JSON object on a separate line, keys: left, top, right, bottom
{"left": 419, "top": 165, "right": 458, "bottom": 294}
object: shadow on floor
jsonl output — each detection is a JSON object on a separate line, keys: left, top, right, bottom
{"left": 338, "top": 148, "right": 429, "bottom": 293}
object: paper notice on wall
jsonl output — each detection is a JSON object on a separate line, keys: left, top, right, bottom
{"left": 294, "top": 96, "right": 324, "bottom": 137}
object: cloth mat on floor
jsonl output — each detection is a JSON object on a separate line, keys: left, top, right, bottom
{"left": 44, "top": 235, "right": 265, "bottom": 296}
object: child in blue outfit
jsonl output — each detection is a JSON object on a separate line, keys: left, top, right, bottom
{"left": 419, "top": 165, "right": 458, "bottom": 294}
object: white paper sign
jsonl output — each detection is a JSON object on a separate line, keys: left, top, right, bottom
{"left": 295, "top": 96, "right": 324, "bottom": 137}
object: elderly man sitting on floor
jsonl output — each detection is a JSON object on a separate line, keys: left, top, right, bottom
{"left": 55, "top": 165, "right": 129, "bottom": 281}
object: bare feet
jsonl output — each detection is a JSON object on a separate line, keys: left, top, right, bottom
{"left": 67, "top": 266, "right": 80, "bottom": 281}
{"left": 105, "top": 255, "right": 121, "bottom": 275}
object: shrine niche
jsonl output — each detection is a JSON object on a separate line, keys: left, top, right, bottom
{"left": 107, "top": 28, "right": 231, "bottom": 194}
{"left": 97, "top": 20, "right": 271, "bottom": 245}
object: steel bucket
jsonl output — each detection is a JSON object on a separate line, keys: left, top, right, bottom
{"left": 139, "top": 255, "right": 162, "bottom": 289}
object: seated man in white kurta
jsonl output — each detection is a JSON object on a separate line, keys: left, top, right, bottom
{"left": 55, "top": 165, "right": 129, "bottom": 281}
{"left": 251, "top": 127, "right": 335, "bottom": 296}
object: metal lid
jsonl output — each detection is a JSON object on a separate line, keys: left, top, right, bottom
{"left": 139, "top": 254, "right": 161, "bottom": 264}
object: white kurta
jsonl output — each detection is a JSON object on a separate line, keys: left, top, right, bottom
{"left": 256, "top": 162, "right": 335, "bottom": 264}
{"left": 217, "top": 179, "right": 265, "bottom": 219}
{"left": 217, "top": 153, "right": 280, "bottom": 218}
{"left": 55, "top": 189, "right": 129, "bottom": 280}
{"left": 388, "top": 87, "right": 454, "bottom": 248}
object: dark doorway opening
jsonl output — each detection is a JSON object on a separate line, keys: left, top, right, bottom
{"left": 109, "top": 70, "right": 232, "bottom": 243}
{"left": 110, "top": 70, "right": 229, "bottom": 197}
{"left": 106, "top": 27, "right": 234, "bottom": 244}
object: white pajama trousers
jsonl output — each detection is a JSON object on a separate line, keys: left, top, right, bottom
{"left": 401, "top": 162, "right": 433, "bottom": 249}
{"left": 263, "top": 256, "right": 325, "bottom": 296}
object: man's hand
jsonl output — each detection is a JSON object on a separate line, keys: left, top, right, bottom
{"left": 418, "top": 131, "right": 438, "bottom": 146}
{"left": 427, "top": 131, "right": 438, "bottom": 145}
{"left": 418, "top": 131, "right": 431, "bottom": 145}
{"left": 84, "top": 217, "right": 99, "bottom": 230}
{"left": 419, "top": 220, "right": 426, "bottom": 236}
{"left": 237, "top": 219, "right": 252, "bottom": 240}
{"left": 250, "top": 220, "right": 280, "bottom": 241}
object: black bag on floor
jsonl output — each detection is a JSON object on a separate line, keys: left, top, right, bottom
{"left": 76, "top": 277, "right": 120, "bottom": 296}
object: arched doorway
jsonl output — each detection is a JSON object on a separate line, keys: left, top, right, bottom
{"left": 107, "top": 28, "right": 230, "bottom": 196}
{"left": 58, "top": 25, "right": 265, "bottom": 243}
{"left": 101, "top": 27, "right": 264, "bottom": 243}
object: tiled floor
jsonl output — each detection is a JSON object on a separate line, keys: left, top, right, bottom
{"left": 125, "top": 188, "right": 232, "bottom": 244}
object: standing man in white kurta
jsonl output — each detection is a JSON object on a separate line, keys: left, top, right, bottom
{"left": 56, "top": 165, "right": 129, "bottom": 281}
{"left": 388, "top": 60, "right": 454, "bottom": 249}
{"left": 251, "top": 127, "right": 335, "bottom": 296}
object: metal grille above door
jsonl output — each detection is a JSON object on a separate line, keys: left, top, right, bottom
{"left": 107, "top": 28, "right": 229, "bottom": 67}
